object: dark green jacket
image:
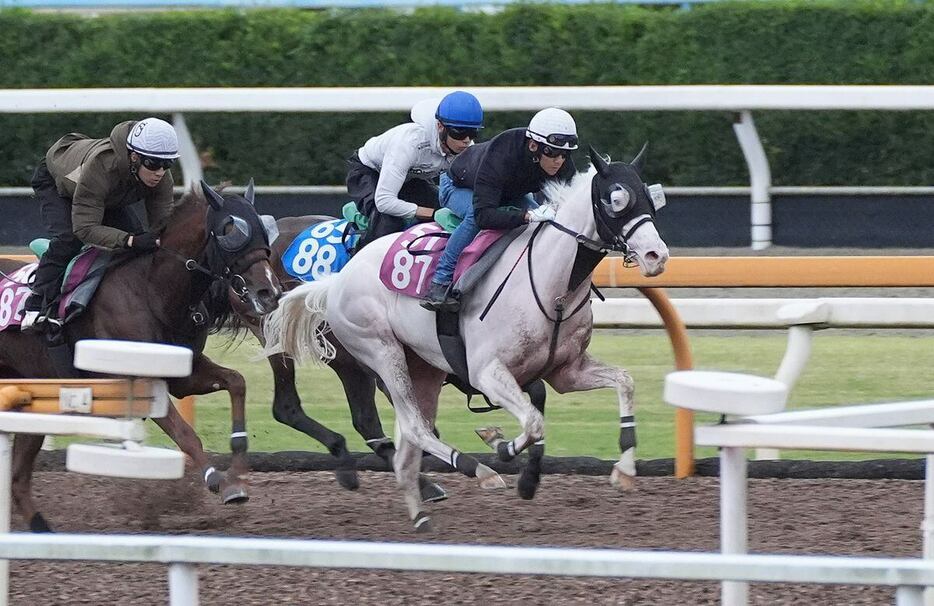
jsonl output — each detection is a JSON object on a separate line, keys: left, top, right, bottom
{"left": 45, "top": 120, "right": 175, "bottom": 249}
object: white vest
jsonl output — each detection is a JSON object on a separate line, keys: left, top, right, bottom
{"left": 357, "top": 98, "right": 461, "bottom": 218}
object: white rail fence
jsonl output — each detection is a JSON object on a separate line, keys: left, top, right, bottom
{"left": 7, "top": 85, "right": 934, "bottom": 249}
{"left": 0, "top": 534, "right": 932, "bottom": 605}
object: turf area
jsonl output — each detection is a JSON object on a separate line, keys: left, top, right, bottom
{"left": 120, "top": 330, "right": 934, "bottom": 463}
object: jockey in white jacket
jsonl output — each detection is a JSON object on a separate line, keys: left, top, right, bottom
{"left": 346, "top": 90, "right": 484, "bottom": 250}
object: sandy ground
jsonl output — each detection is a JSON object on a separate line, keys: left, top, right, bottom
{"left": 5, "top": 469, "right": 925, "bottom": 606}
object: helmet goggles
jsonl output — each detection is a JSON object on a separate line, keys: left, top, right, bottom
{"left": 532, "top": 132, "right": 579, "bottom": 149}
{"left": 139, "top": 155, "right": 175, "bottom": 171}
{"left": 541, "top": 145, "right": 572, "bottom": 159}
{"left": 445, "top": 126, "right": 479, "bottom": 141}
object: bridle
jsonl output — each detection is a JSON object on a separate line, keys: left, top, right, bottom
{"left": 480, "top": 168, "right": 661, "bottom": 384}
{"left": 160, "top": 208, "right": 271, "bottom": 303}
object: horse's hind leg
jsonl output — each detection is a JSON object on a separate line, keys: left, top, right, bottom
{"left": 11, "top": 434, "right": 51, "bottom": 532}
{"left": 400, "top": 348, "right": 505, "bottom": 490}
{"left": 167, "top": 353, "right": 251, "bottom": 504}
{"left": 394, "top": 431, "right": 431, "bottom": 532}
{"left": 546, "top": 352, "right": 636, "bottom": 490}
{"left": 269, "top": 353, "right": 358, "bottom": 490}
{"left": 334, "top": 352, "right": 447, "bottom": 503}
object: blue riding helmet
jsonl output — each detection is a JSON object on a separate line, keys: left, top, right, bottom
{"left": 435, "top": 91, "right": 484, "bottom": 130}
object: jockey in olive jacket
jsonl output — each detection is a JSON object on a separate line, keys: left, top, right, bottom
{"left": 21, "top": 118, "right": 178, "bottom": 331}
{"left": 46, "top": 120, "right": 175, "bottom": 249}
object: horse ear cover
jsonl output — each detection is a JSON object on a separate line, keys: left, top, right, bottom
{"left": 589, "top": 145, "right": 609, "bottom": 177}
{"left": 200, "top": 180, "right": 225, "bottom": 210}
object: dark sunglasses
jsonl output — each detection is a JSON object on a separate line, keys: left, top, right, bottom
{"left": 139, "top": 155, "right": 175, "bottom": 171}
{"left": 541, "top": 145, "right": 570, "bottom": 159}
{"left": 446, "top": 127, "right": 478, "bottom": 141}
{"left": 543, "top": 133, "right": 578, "bottom": 147}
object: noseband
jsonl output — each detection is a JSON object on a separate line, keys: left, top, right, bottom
{"left": 161, "top": 218, "right": 271, "bottom": 303}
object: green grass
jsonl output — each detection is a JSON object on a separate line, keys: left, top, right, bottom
{"left": 130, "top": 331, "right": 934, "bottom": 462}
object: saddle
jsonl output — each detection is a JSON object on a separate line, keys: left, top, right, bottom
{"left": 0, "top": 239, "right": 111, "bottom": 332}
{"left": 379, "top": 222, "right": 528, "bottom": 396}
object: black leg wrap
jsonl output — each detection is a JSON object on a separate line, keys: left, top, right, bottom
{"left": 496, "top": 440, "right": 515, "bottom": 463}
{"left": 524, "top": 380, "right": 547, "bottom": 413}
{"left": 452, "top": 452, "right": 479, "bottom": 478}
{"left": 29, "top": 512, "right": 52, "bottom": 533}
{"left": 518, "top": 443, "right": 544, "bottom": 501}
{"left": 619, "top": 416, "right": 637, "bottom": 452}
{"left": 231, "top": 436, "right": 248, "bottom": 454}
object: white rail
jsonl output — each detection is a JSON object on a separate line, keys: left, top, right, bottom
{"left": 7, "top": 85, "right": 934, "bottom": 247}
{"left": 591, "top": 297, "right": 934, "bottom": 330}
{"left": 0, "top": 533, "right": 931, "bottom": 605}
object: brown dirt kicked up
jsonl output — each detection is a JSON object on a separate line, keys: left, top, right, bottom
{"left": 6, "top": 460, "right": 926, "bottom": 606}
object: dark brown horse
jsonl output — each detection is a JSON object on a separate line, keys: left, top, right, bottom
{"left": 0, "top": 180, "right": 281, "bottom": 532}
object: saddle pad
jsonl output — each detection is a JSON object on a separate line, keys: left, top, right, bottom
{"left": 379, "top": 222, "right": 505, "bottom": 298}
{"left": 58, "top": 247, "right": 109, "bottom": 323}
{"left": 0, "top": 264, "right": 36, "bottom": 331}
{"left": 282, "top": 219, "right": 360, "bottom": 282}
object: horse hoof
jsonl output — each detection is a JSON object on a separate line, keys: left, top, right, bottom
{"left": 413, "top": 512, "right": 433, "bottom": 534}
{"left": 222, "top": 486, "right": 250, "bottom": 504}
{"left": 335, "top": 468, "right": 360, "bottom": 491}
{"left": 419, "top": 478, "right": 448, "bottom": 503}
{"left": 29, "top": 512, "right": 53, "bottom": 533}
{"left": 609, "top": 467, "right": 636, "bottom": 491}
{"left": 478, "top": 474, "right": 507, "bottom": 490}
{"left": 475, "top": 426, "right": 505, "bottom": 449}
{"left": 205, "top": 470, "right": 223, "bottom": 494}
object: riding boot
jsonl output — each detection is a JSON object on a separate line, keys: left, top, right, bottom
{"left": 420, "top": 281, "right": 459, "bottom": 312}
{"left": 20, "top": 294, "right": 51, "bottom": 332}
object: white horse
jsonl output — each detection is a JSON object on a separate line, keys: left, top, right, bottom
{"left": 265, "top": 146, "right": 669, "bottom": 531}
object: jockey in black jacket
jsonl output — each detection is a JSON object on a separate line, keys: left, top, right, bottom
{"left": 422, "top": 108, "right": 579, "bottom": 312}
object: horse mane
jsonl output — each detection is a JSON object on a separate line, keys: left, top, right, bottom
{"left": 541, "top": 164, "right": 597, "bottom": 209}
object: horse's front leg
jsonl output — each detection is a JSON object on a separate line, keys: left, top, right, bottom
{"left": 167, "top": 353, "right": 250, "bottom": 504}
{"left": 546, "top": 352, "right": 637, "bottom": 490}
{"left": 149, "top": 400, "right": 224, "bottom": 494}
{"left": 471, "top": 362, "right": 548, "bottom": 500}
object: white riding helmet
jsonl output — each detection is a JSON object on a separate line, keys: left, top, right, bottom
{"left": 126, "top": 117, "right": 180, "bottom": 159}
{"left": 526, "top": 108, "right": 579, "bottom": 150}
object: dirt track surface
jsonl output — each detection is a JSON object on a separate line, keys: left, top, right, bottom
{"left": 9, "top": 470, "right": 924, "bottom": 605}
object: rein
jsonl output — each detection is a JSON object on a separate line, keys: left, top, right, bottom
{"left": 478, "top": 186, "right": 644, "bottom": 384}
{"left": 159, "top": 237, "right": 269, "bottom": 301}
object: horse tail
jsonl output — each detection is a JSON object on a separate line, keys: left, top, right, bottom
{"left": 262, "top": 276, "right": 337, "bottom": 366}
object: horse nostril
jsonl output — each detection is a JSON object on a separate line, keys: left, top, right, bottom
{"left": 645, "top": 251, "right": 659, "bottom": 262}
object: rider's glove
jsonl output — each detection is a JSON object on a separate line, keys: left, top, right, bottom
{"left": 128, "top": 231, "right": 160, "bottom": 251}
{"left": 527, "top": 206, "right": 556, "bottom": 223}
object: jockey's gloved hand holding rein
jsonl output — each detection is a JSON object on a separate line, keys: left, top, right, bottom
{"left": 527, "top": 206, "right": 556, "bottom": 223}
{"left": 127, "top": 231, "right": 160, "bottom": 251}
